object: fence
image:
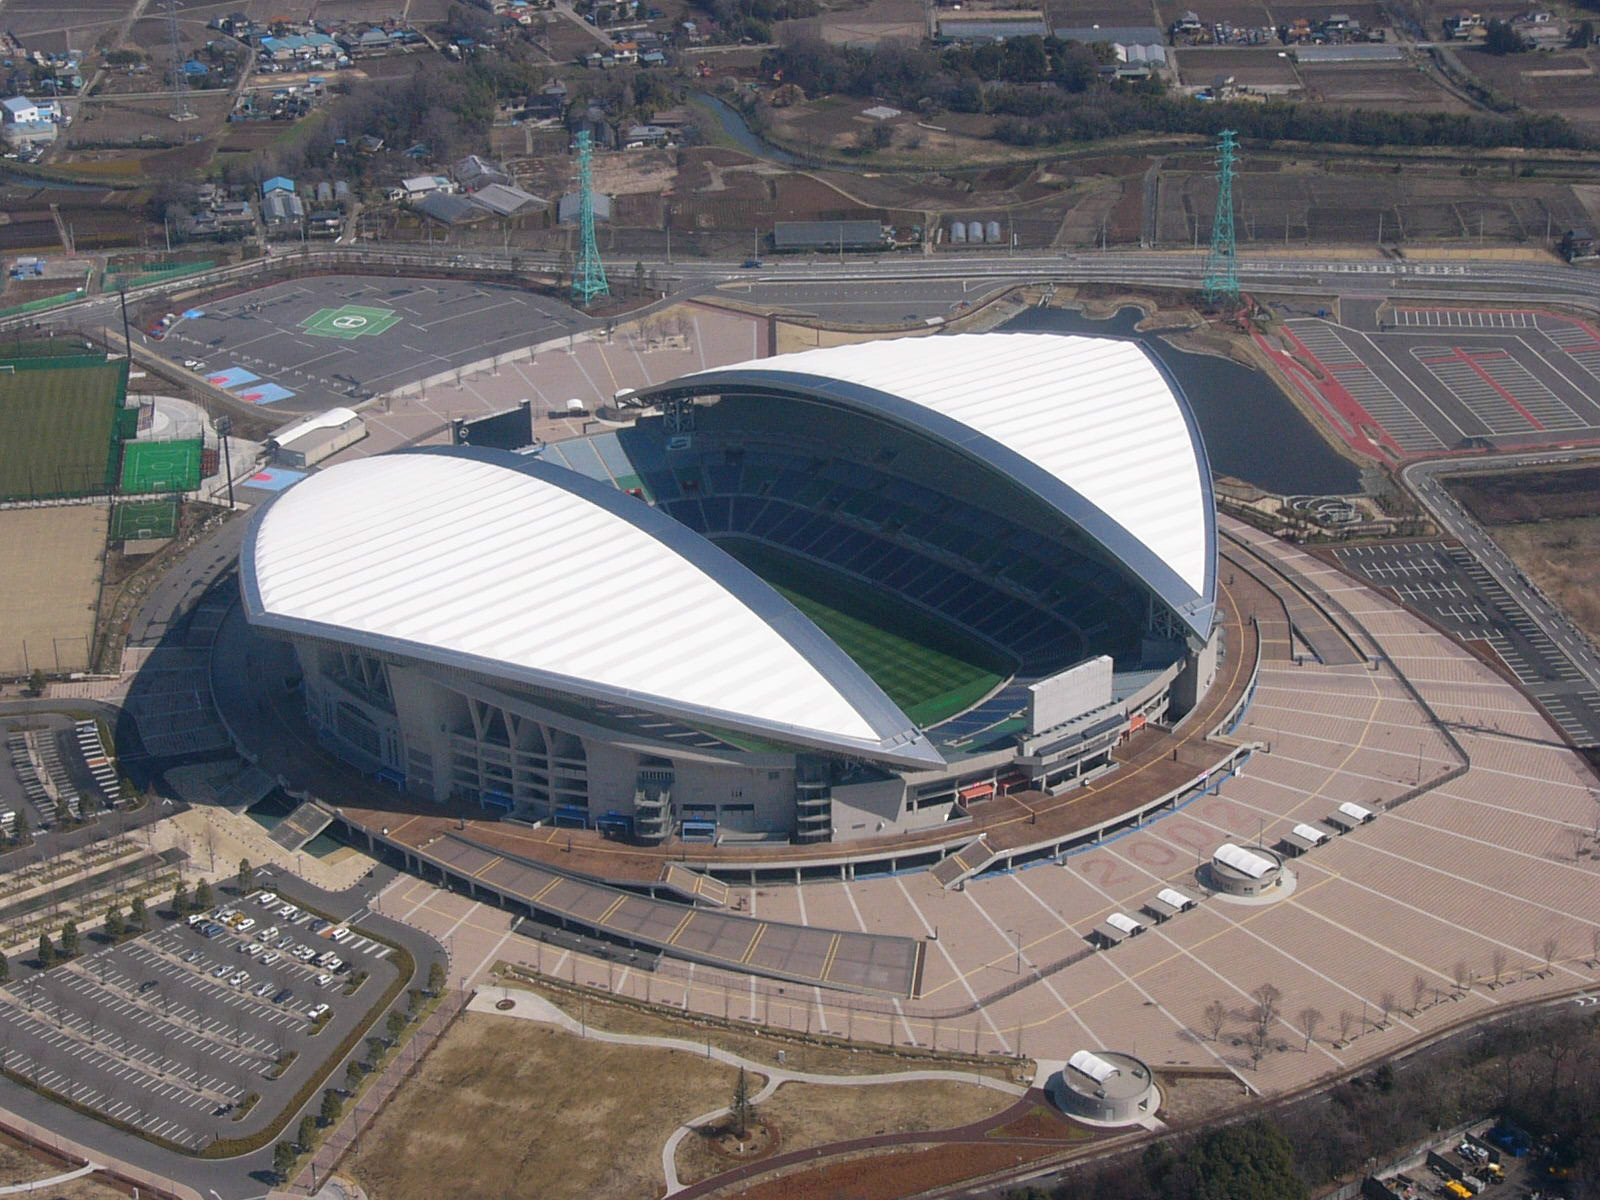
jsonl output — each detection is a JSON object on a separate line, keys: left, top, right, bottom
{"left": 288, "top": 987, "right": 472, "bottom": 1194}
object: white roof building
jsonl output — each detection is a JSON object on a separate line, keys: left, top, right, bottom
{"left": 242, "top": 450, "right": 941, "bottom": 767}
{"left": 1, "top": 96, "right": 40, "bottom": 123}
{"left": 655, "top": 333, "right": 1215, "bottom": 635}
{"left": 1213, "top": 843, "right": 1275, "bottom": 879}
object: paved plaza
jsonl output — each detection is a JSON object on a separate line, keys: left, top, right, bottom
{"left": 370, "top": 514, "right": 1600, "bottom": 1100}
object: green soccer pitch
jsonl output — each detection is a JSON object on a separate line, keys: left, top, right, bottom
{"left": 300, "top": 305, "right": 402, "bottom": 340}
{"left": 717, "top": 541, "right": 1012, "bottom": 728}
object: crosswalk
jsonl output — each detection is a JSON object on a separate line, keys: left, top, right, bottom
{"left": 1393, "top": 308, "right": 1536, "bottom": 328}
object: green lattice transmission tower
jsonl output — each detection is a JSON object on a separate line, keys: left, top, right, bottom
{"left": 1201, "top": 129, "right": 1240, "bottom": 309}
{"left": 572, "top": 129, "right": 610, "bottom": 307}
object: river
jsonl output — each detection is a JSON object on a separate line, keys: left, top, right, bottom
{"left": 1000, "top": 304, "right": 1360, "bottom": 495}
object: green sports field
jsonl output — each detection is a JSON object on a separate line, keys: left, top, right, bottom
{"left": 718, "top": 541, "right": 1013, "bottom": 727}
{"left": 0, "top": 358, "right": 125, "bottom": 501}
{"left": 110, "top": 498, "right": 179, "bottom": 540}
{"left": 120, "top": 439, "right": 201, "bottom": 494}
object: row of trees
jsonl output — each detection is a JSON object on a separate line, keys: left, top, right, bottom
{"left": 763, "top": 36, "right": 1593, "bottom": 153}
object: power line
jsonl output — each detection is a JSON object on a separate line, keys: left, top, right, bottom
{"left": 1201, "top": 129, "right": 1240, "bottom": 309}
{"left": 571, "top": 130, "right": 609, "bottom": 307}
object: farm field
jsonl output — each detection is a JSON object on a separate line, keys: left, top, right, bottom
{"left": 0, "top": 359, "right": 125, "bottom": 501}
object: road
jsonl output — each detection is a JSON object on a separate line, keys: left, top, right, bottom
{"left": 15, "top": 248, "right": 1600, "bottom": 339}
{"left": 1403, "top": 451, "right": 1600, "bottom": 700}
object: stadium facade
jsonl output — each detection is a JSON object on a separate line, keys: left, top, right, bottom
{"left": 241, "top": 333, "right": 1221, "bottom": 847}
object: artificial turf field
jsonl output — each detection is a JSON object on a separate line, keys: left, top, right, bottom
{"left": 0, "top": 360, "right": 124, "bottom": 501}
{"left": 718, "top": 541, "right": 1011, "bottom": 727}
{"left": 110, "top": 498, "right": 179, "bottom": 540}
{"left": 119, "top": 439, "right": 201, "bottom": 494}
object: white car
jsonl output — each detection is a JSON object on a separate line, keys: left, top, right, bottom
{"left": 314, "top": 973, "right": 334, "bottom": 988}
{"left": 278, "top": 904, "right": 298, "bottom": 919}
{"left": 306, "top": 1003, "right": 329, "bottom": 1022}
{"left": 254, "top": 891, "right": 278, "bottom": 907}
{"left": 229, "top": 971, "right": 249, "bottom": 987}
{"left": 186, "top": 913, "right": 205, "bottom": 927}
{"left": 236, "top": 917, "right": 256, "bottom": 933}
{"left": 260, "top": 952, "right": 280, "bottom": 966}
{"left": 329, "top": 927, "right": 352, "bottom": 944}
{"left": 182, "top": 358, "right": 204, "bottom": 370}
{"left": 260, "top": 926, "right": 279, "bottom": 941}
{"left": 295, "top": 946, "right": 316, "bottom": 961}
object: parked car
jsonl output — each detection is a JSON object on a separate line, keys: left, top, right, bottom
{"left": 210, "top": 964, "right": 230, "bottom": 979}
{"left": 255, "top": 891, "right": 278, "bottom": 907}
{"left": 229, "top": 970, "right": 249, "bottom": 988}
{"left": 261, "top": 952, "right": 280, "bottom": 966}
{"left": 315, "top": 973, "right": 334, "bottom": 988}
{"left": 306, "top": 1003, "right": 330, "bottom": 1021}
{"left": 273, "top": 988, "right": 294, "bottom": 1005}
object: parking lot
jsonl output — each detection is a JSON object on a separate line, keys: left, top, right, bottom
{"left": 1329, "top": 540, "right": 1600, "bottom": 746}
{"left": 1278, "top": 306, "right": 1600, "bottom": 458}
{"left": 142, "top": 275, "right": 594, "bottom": 412}
{"left": 0, "top": 889, "right": 397, "bottom": 1150}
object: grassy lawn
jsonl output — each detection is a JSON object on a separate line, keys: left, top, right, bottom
{"left": 717, "top": 540, "right": 1011, "bottom": 725}
{"left": 675, "top": 1078, "right": 1017, "bottom": 1187}
{"left": 0, "top": 362, "right": 124, "bottom": 500}
{"left": 345, "top": 1012, "right": 739, "bottom": 1200}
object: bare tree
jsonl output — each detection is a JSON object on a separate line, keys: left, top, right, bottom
{"left": 1378, "top": 991, "right": 1397, "bottom": 1028}
{"left": 1542, "top": 935, "right": 1560, "bottom": 976}
{"left": 1247, "top": 1023, "right": 1270, "bottom": 1071}
{"left": 1454, "top": 960, "right": 1472, "bottom": 991}
{"left": 1252, "top": 983, "right": 1282, "bottom": 1033}
{"left": 1412, "top": 974, "right": 1430, "bottom": 1013}
{"left": 1491, "top": 948, "right": 1508, "bottom": 987}
{"left": 1298, "top": 1006, "right": 1323, "bottom": 1051}
{"left": 203, "top": 821, "right": 219, "bottom": 873}
{"left": 1203, "top": 999, "right": 1228, "bottom": 1042}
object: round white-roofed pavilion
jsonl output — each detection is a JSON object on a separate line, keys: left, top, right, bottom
{"left": 1207, "top": 842, "right": 1285, "bottom": 897}
{"left": 1047, "top": 1049, "right": 1159, "bottom": 1125}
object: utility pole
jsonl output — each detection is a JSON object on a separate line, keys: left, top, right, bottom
{"left": 118, "top": 289, "right": 131, "bottom": 359}
{"left": 216, "top": 416, "right": 234, "bottom": 509}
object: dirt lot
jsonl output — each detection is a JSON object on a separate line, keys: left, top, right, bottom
{"left": 1176, "top": 46, "right": 1302, "bottom": 88}
{"left": 0, "top": 505, "right": 108, "bottom": 676}
{"left": 1302, "top": 63, "right": 1472, "bottom": 111}
{"left": 346, "top": 1012, "right": 740, "bottom": 1200}
{"left": 778, "top": 0, "right": 925, "bottom": 46}
{"left": 0, "top": 1130, "right": 135, "bottom": 1197}
{"left": 1483, "top": 519, "right": 1600, "bottom": 643}
{"left": 1449, "top": 465, "right": 1600, "bottom": 525}
{"left": 675, "top": 1079, "right": 1018, "bottom": 1186}
{"left": 1459, "top": 48, "right": 1600, "bottom": 131}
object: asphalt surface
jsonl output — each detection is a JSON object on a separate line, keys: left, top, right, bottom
{"left": 1331, "top": 540, "right": 1600, "bottom": 747}
{"left": 1403, "top": 450, "right": 1600, "bottom": 745}
{"left": 139, "top": 276, "right": 596, "bottom": 413}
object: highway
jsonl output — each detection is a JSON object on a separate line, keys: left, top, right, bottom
{"left": 1403, "top": 451, "right": 1600, "bottom": 700}
{"left": 13, "top": 246, "right": 1600, "bottom": 337}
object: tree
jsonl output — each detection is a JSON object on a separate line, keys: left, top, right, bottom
{"left": 194, "top": 879, "right": 213, "bottom": 911}
{"left": 36, "top": 934, "right": 54, "bottom": 969}
{"left": 1378, "top": 991, "right": 1397, "bottom": 1027}
{"left": 730, "top": 1066, "right": 752, "bottom": 1138}
{"left": 172, "top": 880, "right": 188, "bottom": 915}
{"left": 297, "top": 1113, "right": 317, "bottom": 1149}
{"left": 25, "top": 670, "right": 45, "bottom": 697}
{"left": 345, "top": 1060, "right": 364, "bottom": 1090}
{"left": 1484, "top": 18, "right": 1526, "bottom": 53}
{"left": 428, "top": 962, "right": 447, "bottom": 994}
{"left": 1203, "top": 999, "right": 1228, "bottom": 1042}
{"left": 386, "top": 1010, "right": 407, "bottom": 1042}
{"left": 1491, "top": 948, "right": 1508, "bottom": 987}
{"left": 0, "top": 951, "right": 10, "bottom": 985}
{"left": 319, "top": 1088, "right": 341, "bottom": 1126}
{"left": 273, "top": 1140, "right": 296, "bottom": 1180}
{"left": 1252, "top": 983, "right": 1282, "bottom": 1033}
{"left": 1178, "top": 1118, "right": 1307, "bottom": 1200}
{"left": 129, "top": 895, "right": 146, "bottom": 930}
{"left": 59, "top": 920, "right": 79, "bottom": 959}
{"left": 104, "top": 907, "right": 125, "bottom": 940}
{"left": 237, "top": 858, "right": 253, "bottom": 894}
{"left": 1542, "top": 935, "right": 1560, "bottom": 975}
{"left": 1337, "top": 1009, "right": 1355, "bottom": 1043}
{"left": 1298, "top": 1007, "right": 1323, "bottom": 1051}
{"left": 1571, "top": 19, "right": 1595, "bottom": 48}
{"left": 11, "top": 811, "right": 28, "bottom": 846}
{"left": 1411, "top": 975, "right": 1429, "bottom": 1013}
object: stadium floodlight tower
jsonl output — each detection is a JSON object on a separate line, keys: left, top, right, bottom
{"left": 164, "top": 0, "right": 195, "bottom": 122}
{"left": 571, "top": 130, "right": 610, "bottom": 307}
{"left": 1200, "top": 129, "right": 1239, "bottom": 309}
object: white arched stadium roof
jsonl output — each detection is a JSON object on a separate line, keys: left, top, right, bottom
{"left": 638, "top": 333, "right": 1215, "bottom": 638}
{"left": 240, "top": 449, "right": 942, "bottom": 768}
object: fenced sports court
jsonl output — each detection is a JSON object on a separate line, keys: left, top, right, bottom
{"left": 119, "top": 439, "right": 201, "bottom": 494}
{"left": 110, "top": 498, "right": 179, "bottom": 541}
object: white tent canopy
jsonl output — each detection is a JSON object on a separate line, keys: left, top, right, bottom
{"left": 1068, "top": 1049, "right": 1119, "bottom": 1084}
{"left": 1214, "top": 843, "right": 1275, "bottom": 879}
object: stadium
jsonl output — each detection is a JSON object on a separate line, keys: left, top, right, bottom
{"left": 241, "top": 332, "right": 1221, "bottom": 850}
